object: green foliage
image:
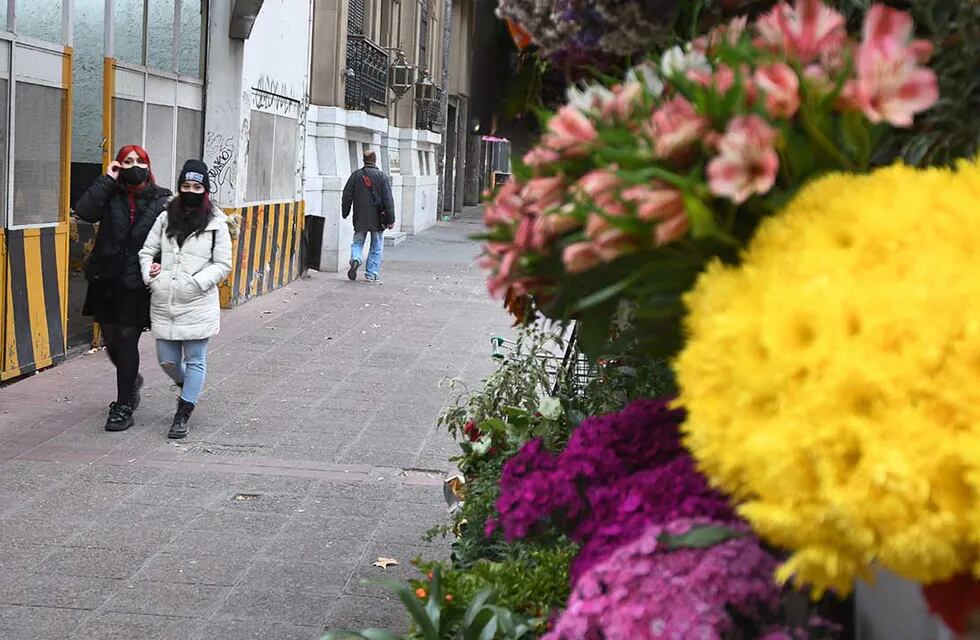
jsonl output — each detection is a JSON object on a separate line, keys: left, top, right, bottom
{"left": 322, "top": 567, "right": 538, "bottom": 640}
{"left": 413, "top": 544, "right": 577, "bottom": 632}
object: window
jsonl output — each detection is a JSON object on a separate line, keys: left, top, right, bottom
{"left": 348, "top": 141, "right": 358, "bottom": 172}
{"left": 12, "top": 83, "right": 64, "bottom": 226}
{"left": 246, "top": 109, "right": 298, "bottom": 202}
{"left": 0, "top": 1, "right": 8, "bottom": 31}
{"left": 147, "top": 0, "right": 175, "bottom": 72}
{"left": 272, "top": 115, "right": 297, "bottom": 199}
{"left": 114, "top": 0, "right": 145, "bottom": 65}
{"left": 146, "top": 104, "right": 175, "bottom": 188}
{"left": 176, "top": 107, "right": 203, "bottom": 165}
{"left": 179, "top": 0, "right": 203, "bottom": 78}
{"left": 246, "top": 111, "right": 274, "bottom": 202}
{"left": 16, "top": 0, "right": 63, "bottom": 44}
{"left": 113, "top": 98, "right": 144, "bottom": 150}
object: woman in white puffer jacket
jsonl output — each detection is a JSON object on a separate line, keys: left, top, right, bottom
{"left": 139, "top": 160, "right": 232, "bottom": 439}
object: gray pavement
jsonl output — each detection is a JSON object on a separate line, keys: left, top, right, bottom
{"left": 0, "top": 208, "right": 508, "bottom": 639}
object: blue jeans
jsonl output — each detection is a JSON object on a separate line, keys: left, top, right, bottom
{"left": 156, "top": 339, "right": 209, "bottom": 405}
{"left": 351, "top": 230, "right": 384, "bottom": 279}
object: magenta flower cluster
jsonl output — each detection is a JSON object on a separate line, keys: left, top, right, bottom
{"left": 543, "top": 519, "right": 783, "bottom": 640}
{"left": 494, "top": 398, "right": 734, "bottom": 580}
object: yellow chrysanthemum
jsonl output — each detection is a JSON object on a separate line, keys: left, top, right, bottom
{"left": 676, "top": 160, "right": 980, "bottom": 596}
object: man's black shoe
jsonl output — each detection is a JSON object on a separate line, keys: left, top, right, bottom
{"left": 347, "top": 259, "right": 360, "bottom": 281}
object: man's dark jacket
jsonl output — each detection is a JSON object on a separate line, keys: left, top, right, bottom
{"left": 342, "top": 163, "right": 395, "bottom": 232}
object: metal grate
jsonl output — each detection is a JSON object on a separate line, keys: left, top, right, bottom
{"left": 348, "top": 0, "right": 366, "bottom": 35}
{"left": 344, "top": 35, "right": 389, "bottom": 115}
{"left": 418, "top": 0, "right": 429, "bottom": 71}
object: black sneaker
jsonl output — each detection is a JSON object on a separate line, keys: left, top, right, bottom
{"left": 347, "top": 259, "right": 360, "bottom": 281}
{"left": 129, "top": 374, "right": 144, "bottom": 410}
{"left": 105, "top": 402, "right": 135, "bottom": 432}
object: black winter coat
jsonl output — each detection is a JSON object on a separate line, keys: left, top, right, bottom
{"left": 342, "top": 164, "right": 395, "bottom": 232}
{"left": 75, "top": 175, "right": 172, "bottom": 290}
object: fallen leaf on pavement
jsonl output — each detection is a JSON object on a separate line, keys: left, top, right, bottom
{"left": 373, "top": 557, "right": 399, "bottom": 569}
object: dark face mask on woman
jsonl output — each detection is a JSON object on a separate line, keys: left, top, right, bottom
{"left": 120, "top": 166, "right": 149, "bottom": 185}
{"left": 179, "top": 191, "right": 205, "bottom": 209}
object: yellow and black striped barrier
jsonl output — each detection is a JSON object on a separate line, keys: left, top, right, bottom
{"left": 1, "top": 224, "right": 70, "bottom": 382}
{"left": 219, "top": 200, "right": 305, "bottom": 309}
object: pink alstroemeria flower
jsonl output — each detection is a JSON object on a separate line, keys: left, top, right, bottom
{"left": 755, "top": 63, "right": 801, "bottom": 118}
{"left": 484, "top": 180, "right": 523, "bottom": 226}
{"left": 621, "top": 184, "right": 685, "bottom": 222}
{"left": 647, "top": 96, "right": 710, "bottom": 162}
{"left": 755, "top": 0, "right": 847, "bottom": 64}
{"left": 578, "top": 169, "right": 621, "bottom": 201}
{"left": 594, "top": 228, "right": 635, "bottom": 262}
{"left": 486, "top": 247, "right": 520, "bottom": 298}
{"left": 523, "top": 147, "right": 560, "bottom": 168}
{"left": 563, "top": 242, "right": 603, "bottom": 273}
{"left": 707, "top": 115, "right": 780, "bottom": 204}
{"left": 521, "top": 177, "right": 564, "bottom": 215}
{"left": 545, "top": 106, "right": 598, "bottom": 155}
{"left": 654, "top": 213, "right": 691, "bottom": 246}
{"left": 601, "top": 82, "right": 644, "bottom": 121}
{"left": 844, "top": 5, "right": 938, "bottom": 127}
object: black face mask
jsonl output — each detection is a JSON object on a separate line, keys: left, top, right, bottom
{"left": 120, "top": 166, "right": 149, "bottom": 185}
{"left": 179, "top": 191, "right": 205, "bottom": 209}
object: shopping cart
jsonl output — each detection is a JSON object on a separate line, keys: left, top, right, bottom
{"left": 490, "top": 325, "right": 594, "bottom": 397}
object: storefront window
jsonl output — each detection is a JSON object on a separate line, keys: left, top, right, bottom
{"left": 1, "top": 1, "right": 8, "bottom": 32}
{"left": 12, "top": 83, "right": 64, "bottom": 226}
{"left": 145, "top": 104, "right": 174, "bottom": 188}
{"left": 16, "top": 0, "right": 63, "bottom": 44}
{"left": 147, "top": 0, "right": 175, "bottom": 72}
{"left": 176, "top": 107, "right": 203, "bottom": 165}
{"left": 179, "top": 0, "right": 203, "bottom": 78}
{"left": 113, "top": 0, "right": 145, "bottom": 65}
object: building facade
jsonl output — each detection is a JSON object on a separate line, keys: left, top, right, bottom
{"left": 0, "top": 0, "right": 476, "bottom": 382}
{"left": 304, "top": 0, "right": 477, "bottom": 272}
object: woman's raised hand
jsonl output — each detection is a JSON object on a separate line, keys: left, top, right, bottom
{"left": 105, "top": 160, "right": 122, "bottom": 180}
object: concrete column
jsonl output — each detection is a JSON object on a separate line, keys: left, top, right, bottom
{"left": 435, "top": 0, "right": 453, "bottom": 218}
{"left": 463, "top": 129, "right": 481, "bottom": 205}
{"left": 310, "top": 0, "right": 349, "bottom": 108}
{"left": 203, "top": 0, "right": 247, "bottom": 206}
{"left": 453, "top": 95, "right": 468, "bottom": 213}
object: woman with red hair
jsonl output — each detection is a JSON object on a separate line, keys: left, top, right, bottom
{"left": 75, "top": 145, "right": 172, "bottom": 431}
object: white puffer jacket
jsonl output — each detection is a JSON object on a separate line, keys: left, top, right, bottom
{"left": 139, "top": 209, "right": 233, "bottom": 341}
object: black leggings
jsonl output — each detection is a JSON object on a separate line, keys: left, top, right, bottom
{"left": 100, "top": 323, "right": 143, "bottom": 405}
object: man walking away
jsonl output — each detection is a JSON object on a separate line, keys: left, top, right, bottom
{"left": 342, "top": 149, "right": 395, "bottom": 283}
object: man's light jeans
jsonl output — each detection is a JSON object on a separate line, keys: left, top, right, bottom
{"left": 351, "top": 230, "right": 384, "bottom": 280}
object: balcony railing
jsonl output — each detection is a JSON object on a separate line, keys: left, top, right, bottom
{"left": 415, "top": 86, "right": 443, "bottom": 132}
{"left": 345, "top": 35, "right": 389, "bottom": 117}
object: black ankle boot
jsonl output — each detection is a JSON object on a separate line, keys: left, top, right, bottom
{"left": 168, "top": 398, "right": 195, "bottom": 440}
{"left": 105, "top": 402, "right": 135, "bottom": 432}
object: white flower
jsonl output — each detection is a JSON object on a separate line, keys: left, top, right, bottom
{"left": 660, "top": 45, "right": 711, "bottom": 79}
{"left": 625, "top": 62, "right": 664, "bottom": 96}
{"left": 565, "top": 83, "right": 615, "bottom": 112}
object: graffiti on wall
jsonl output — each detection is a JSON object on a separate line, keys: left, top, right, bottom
{"left": 205, "top": 132, "right": 236, "bottom": 192}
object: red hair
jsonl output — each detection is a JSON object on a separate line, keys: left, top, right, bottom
{"left": 115, "top": 145, "right": 156, "bottom": 184}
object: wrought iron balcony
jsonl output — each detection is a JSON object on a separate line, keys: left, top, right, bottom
{"left": 345, "top": 35, "right": 389, "bottom": 117}
{"left": 415, "top": 86, "right": 443, "bottom": 132}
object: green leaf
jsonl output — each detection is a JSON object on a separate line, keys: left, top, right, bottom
{"left": 658, "top": 524, "right": 745, "bottom": 550}
{"left": 571, "top": 277, "right": 637, "bottom": 314}
{"left": 390, "top": 582, "right": 439, "bottom": 639}
{"left": 464, "top": 608, "right": 498, "bottom": 640}
{"left": 682, "top": 194, "right": 719, "bottom": 239}
{"left": 464, "top": 590, "right": 495, "bottom": 627}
